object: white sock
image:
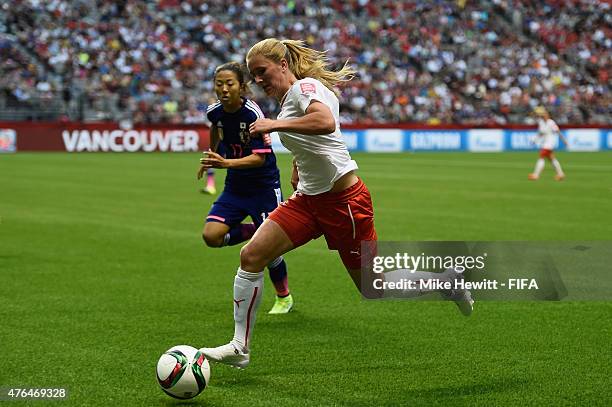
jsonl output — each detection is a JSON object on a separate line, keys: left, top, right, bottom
{"left": 230, "top": 268, "right": 263, "bottom": 352}
{"left": 382, "top": 269, "right": 453, "bottom": 298}
{"left": 534, "top": 158, "right": 545, "bottom": 176}
{"left": 551, "top": 159, "right": 564, "bottom": 176}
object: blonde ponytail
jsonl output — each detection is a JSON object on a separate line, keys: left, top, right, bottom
{"left": 247, "top": 38, "right": 355, "bottom": 94}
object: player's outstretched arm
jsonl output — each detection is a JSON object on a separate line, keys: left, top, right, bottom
{"left": 209, "top": 125, "right": 221, "bottom": 153}
{"left": 249, "top": 101, "right": 335, "bottom": 136}
{"left": 197, "top": 125, "right": 221, "bottom": 180}
{"left": 200, "top": 151, "right": 265, "bottom": 169}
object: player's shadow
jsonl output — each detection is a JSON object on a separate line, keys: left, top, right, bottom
{"left": 210, "top": 374, "right": 269, "bottom": 389}
{"left": 397, "top": 376, "right": 530, "bottom": 401}
{"left": 158, "top": 376, "right": 272, "bottom": 406}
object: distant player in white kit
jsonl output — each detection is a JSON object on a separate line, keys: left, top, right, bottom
{"left": 528, "top": 106, "right": 567, "bottom": 181}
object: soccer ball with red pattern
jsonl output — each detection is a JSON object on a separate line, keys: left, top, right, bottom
{"left": 156, "top": 345, "right": 210, "bottom": 399}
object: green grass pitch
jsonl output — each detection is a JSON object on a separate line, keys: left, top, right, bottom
{"left": 1, "top": 152, "right": 611, "bottom": 406}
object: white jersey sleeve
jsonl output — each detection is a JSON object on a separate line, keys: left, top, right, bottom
{"left": 276, "top": 78, "right": 357, "bottom": 195}
{"left": 538, "top": 118, "right": 560, "bottom": 150}
{"left": 294, "top": 81, "right": 327, "bottom": 114}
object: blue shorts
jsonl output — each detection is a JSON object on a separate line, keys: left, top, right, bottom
{"left": 206, "top": 188, "right": 283, "bottom": 227}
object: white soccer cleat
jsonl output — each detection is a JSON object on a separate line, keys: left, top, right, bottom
{"left": 447, "top": 286, "right": 474, "bottom": 316}
{"left": 442, "top": 269, "right": 474, "bottom": 316}
{"left": 199, "top": 343, "right": 250, "bottom": 369}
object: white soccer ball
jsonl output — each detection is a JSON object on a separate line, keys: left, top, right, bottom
{"left": 156, "top": 345, "right": 211, "bottom": 399}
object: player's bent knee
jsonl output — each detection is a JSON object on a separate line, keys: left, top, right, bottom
{"left": 240, "top": 243, "right": 269, "bottom": 271}
{"left": 202, "top": 231, "right": 224, "bottom": 248}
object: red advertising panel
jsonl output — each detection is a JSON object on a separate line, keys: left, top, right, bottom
{"left": 0, "top": 122, "right": 211, "bottom": 152}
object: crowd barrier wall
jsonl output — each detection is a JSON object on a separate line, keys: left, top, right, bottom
{"left": 0, "top": 122, "right": 210, "bottom": 153}
{"left": 1, "top": 121, "right": 610, "bottom": 153}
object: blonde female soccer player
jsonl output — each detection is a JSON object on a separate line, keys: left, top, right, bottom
{"left": 200, "top": 39, "right": 473, "bottom": 369}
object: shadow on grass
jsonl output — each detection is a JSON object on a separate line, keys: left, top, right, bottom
{"left": 156, "top": 374, "right": 273, "bottom": 407}
{"left": 369, "top": 377, "right": 532, "bottom": 405}
{"left": 209, "top": 374, "right": 270, "bottom": 389}
{"left": 157, "top": 379, "right": 271, "bottom": 407}
{"left": 273, "top": 375, "right": 532, "bottom": 406}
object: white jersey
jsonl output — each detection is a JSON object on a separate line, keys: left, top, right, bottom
{"left": 537, "top": 118, "right": 560, "bottom": 150}
{"left": 276, "top": 78, "right": 357, "bottom": 195}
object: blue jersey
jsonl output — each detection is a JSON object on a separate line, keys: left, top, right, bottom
{"left": 206, "top": 98, "right": 280, "bottom": 194}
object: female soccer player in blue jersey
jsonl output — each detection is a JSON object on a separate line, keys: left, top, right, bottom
{"left": 197, "top": 62, "right": 293, "bottom": 314}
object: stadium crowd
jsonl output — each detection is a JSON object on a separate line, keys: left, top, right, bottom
{"left": 0, "top": 0, "right": 609, "bottom": 125}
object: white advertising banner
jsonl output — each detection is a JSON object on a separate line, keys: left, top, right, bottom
{"left": 467, "top": 129, "right": 504, "bottom": 152}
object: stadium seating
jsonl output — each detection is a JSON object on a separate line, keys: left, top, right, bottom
{"left": 0, "top": 0, "right": 609, "bottom": 124}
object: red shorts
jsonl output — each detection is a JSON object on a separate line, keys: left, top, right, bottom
{"left": 268, "top": 178, "right": 377, "bottom": 269}
{"left": 539, "top": 149, "right": 554, "bottom": 159}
